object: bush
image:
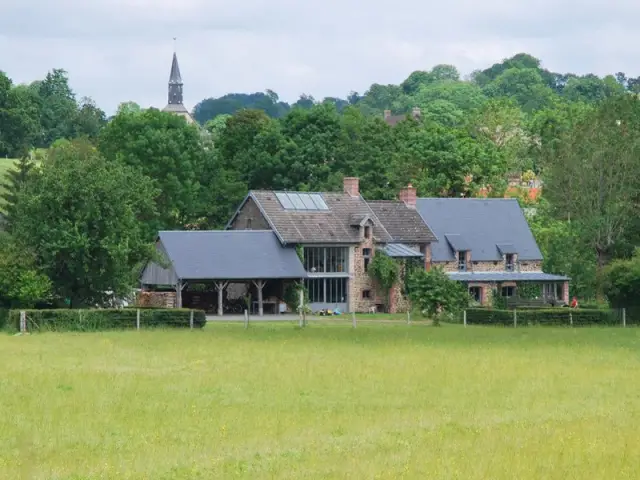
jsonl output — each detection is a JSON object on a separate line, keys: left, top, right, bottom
{"left": 466, "top": 308, "right": 620, "bottom": 327}
{"left": 7, "top": 308, "right": 206, "bottom": 332}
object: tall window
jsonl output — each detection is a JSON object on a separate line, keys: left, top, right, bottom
{"left": 245, "top": 218, "right": 252, "bottom": 229}
{"left": 458, "top": 251, "right": 467, "bottom": 272}
{"left": 363, "top": 248, "right": 372, "bottom": 272}
{"left": 469, "top": 286, "right": 482, "bottom": 303}
{"left": 505, "top": 254, "right": 515, "bottom": 272}
{"left": 303, "top": 247, "right": 348, "bottom": 273}
{"left": 364, "top": 226, "right": 372, "bottom": 239}
{"left": 305, "top": 278, "right": 347, "bottom": 304}
{"left": 501, "top": 286, "right": 515, "bottom": 297}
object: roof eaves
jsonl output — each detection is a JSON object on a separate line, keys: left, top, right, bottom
{"left": 224, "top": 191, "right": 286, "bottom": 245}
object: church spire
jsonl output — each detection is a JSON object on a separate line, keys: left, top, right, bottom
{"left": 167, "top": 44, "right": 183, "bottom": 105}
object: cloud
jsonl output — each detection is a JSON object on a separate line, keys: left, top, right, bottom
{"left": 1, "top": 0, "right": 639, "bottom": 114}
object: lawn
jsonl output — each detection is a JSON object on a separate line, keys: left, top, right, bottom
{"left": 2, "top": 324, "right": 640, "bottom": 479}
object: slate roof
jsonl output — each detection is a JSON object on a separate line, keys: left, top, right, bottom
{"left": 368, "top": 200, "right": 437, "bottom": 243}
{"left": 416, "top": 198, "right": 543, "bottom": 262}
{"left": 382, "top": 243, "right": 424, "bottom": 258}
{"left": 235, "top": 191, "right": 394, "bottom": 244}
{"left": 151, "top": 230, "right": 306, "bottom": 280}
{"left": 447, "top": 272, "right": 568, "bottom": 282}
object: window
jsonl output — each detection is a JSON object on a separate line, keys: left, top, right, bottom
{"left": 501, "top": 286, "right": 515, "bottom": 297}
{"left": 505, "top": 254, "right": 515, "bottom": 272}
{"left": 363, "top": 248, "right": 372, "bottom": 272}
{"left": 469, "top": 286, "right": 482, "bottom": 303}
{"left": 362, "top": 290, "right": 371, "bottom": 299}
{"left": 245, "top": 218, "right": 252, "bottom": 229}
{"left": 458, "top": 251, "right": 467, "bottom": 271}
{"left": 364, "top": 226, "right": 371, "bottom": 239}
{"left": 303, "top": 247, "right": 348, "bottom": 273}
{"left": 275, "top": 192, "right": 330, "bottom": 211}
{"left": 304, "top": 278, "right": 347, "bottom": 304}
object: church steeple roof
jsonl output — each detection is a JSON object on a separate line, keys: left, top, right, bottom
{"left": 169, "top": 52, "right": 182, "bottom": 85}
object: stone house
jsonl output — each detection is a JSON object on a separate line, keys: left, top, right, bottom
{"left": 414, "top": 197, "right": 569, "bottom": 306}
{"left": 226, "top": 177, "right": 436, "bottom": 313}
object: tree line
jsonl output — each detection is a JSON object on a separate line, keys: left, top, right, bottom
{"left": 1, "top": 52, "right": 639, "bottom": 307}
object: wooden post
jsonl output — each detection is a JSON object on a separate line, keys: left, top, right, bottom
{"left": 244, "top": 309, "right": 249, "bottom": 329}
{"left": 19, "top": 310, "right": 26, "bottom": 333}
{"left": 136, "top": 309, "right": 141, "bottom": 330}
{"left": 175, "top": 281, "right": 182, "bottom": 308}
{"left": 215, "top": 281, "right": 228, "bottom": 317}
{"left": 513, "top": 309, "right": 517, "bottom": 328}
{"left": 253, "top": 280, "right": 266, "bottom": 317}
{"left": 189, "top": 310, "right": 194, "bottom": 329}
{"left": 569, "top": 311, "right": 573, "bottom": 327}
{"left": 352, "top": 312, "right": 356, "bottom": 329}
{"left": 463, "top": 310, "right": 467, "bottom": 327}
{"left": 299, "top": 311, "right": 304, "bottom": 328}
{"left": 622, "top": 308, "right": 626, "bottom": 328}
{"left": 407, "top": 311, "right": 411, "bottom": 325}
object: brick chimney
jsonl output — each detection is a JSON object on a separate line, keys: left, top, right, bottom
{"left": 399, "top": 183, "right": 417, "bottom": 208}
{"left": 412, "top": 107, "right": 421, "bottom": 119}
{"left": 384, "top": 109, "right": 391, "bottom": 120}
{"left": 343, "top": 177, "right": 360, "bottom": 197}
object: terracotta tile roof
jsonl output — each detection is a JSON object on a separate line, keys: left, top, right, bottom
{"left": 367, "top": 200, "right": 437, "bottom": 243}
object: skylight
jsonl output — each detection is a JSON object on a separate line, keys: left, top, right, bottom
{"left": 275, "top": 192, "right": 330, "bottom": 211}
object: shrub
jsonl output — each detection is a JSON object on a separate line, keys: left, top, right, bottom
{"left": 7, "top": 308, "right": 206, "bottom": 332}
{"left": 466, "top": 308, "right": 620, "bottom": 327}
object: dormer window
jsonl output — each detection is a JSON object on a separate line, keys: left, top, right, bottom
{"left": 458, "top": 251, "right": 467, "bottom": 271}
{"left": 505, "top": 254, "right": 515, "bottom": 272}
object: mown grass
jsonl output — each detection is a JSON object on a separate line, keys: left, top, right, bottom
{"left": 1, "top": 324, "right": 640, "bottom": 479}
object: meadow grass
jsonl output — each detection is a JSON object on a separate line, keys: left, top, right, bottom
{"left": 1, "top": 323, "right": 640, "bottom": 479}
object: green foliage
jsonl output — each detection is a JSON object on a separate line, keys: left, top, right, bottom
{"left": 602, "top": 249, "right": 640, "bottom": 308}
{"left": 368, "top": 252, "right": 400, "bottom": 301}
{"left": 1, "top": 155, "right": 36, "bottom": 229}
{"left": 11, "top": 139, "right": 158, "bottom": 307}
{"left": 7, "top": 308, "right": 206, "bottom": 332}
{"left": 466, "top": 308, "right": 619, "bottom": 326}
{"left": 408, "top": 267, "right": 469, "bottom": 317}
{"left": 491, "top": 290, "right": 508, "bottom": 309}
{"left": 283, "top": 282, "right": 309, "bottom": 312}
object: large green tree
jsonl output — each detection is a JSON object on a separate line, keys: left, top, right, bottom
{"left": 12, "top": 139, "right": 158, "bottom": 307}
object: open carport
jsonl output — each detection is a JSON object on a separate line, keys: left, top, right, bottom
{"left": 140, "top": 230, "right": 307, "bottom": 316}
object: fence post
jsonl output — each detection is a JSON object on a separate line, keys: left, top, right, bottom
{"left": 244, "top": 309, "right": 249, "bottom": 329}
{"left": 622, "top": 308, "right": 626, "bottom": 328}
{"left": 136, "top": 308, "right": 141, "bottom": 330}
{"left": 19, "top": 310, "right": 27, "bottom": 333}
{"left": 513, "top": 309, "right": 517, "bottom": 328}
{"left": 407, "top": 311, "right": 411, "bottom": 325}
{"left": 189, "top": 309, "right": 194, "bottom": 330}
{"left": 463, "top": 310, "right": 467, "bottom": 327}
{"left": 352, "top": 312, "right": 357, "bottom": 329}
{"left": 569, "top": 311, "right": 573, "bottom": 327}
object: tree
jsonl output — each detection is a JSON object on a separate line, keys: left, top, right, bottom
{"left": 408, "top": 267, "right": 469, "bottom": 318}
{"left": 1, "top": 155, "right": 37, "bottom": 229}
{"left": 37, "top": 69, "right": 77, "bottom": 146}
{"left": 368, "top": 251, "right": 400, "bottom": 310}
{"left": 602, "top": 249, "right": 640, "bottom": 308}
{"left": 98, "top": 108, "right": 207, "bottom": 230}
{"left": 12, "top": 139, "right": 159, "bottom": 307}
{"left": 0, "top": 73, "right": 41, "bottom": 157}
{"left": 483, "top": 68, "right": 555, "bottom": 113}
{"left": 544, "top": 95, "right": 640, "bottom": 279}
{"left": 0, "top": 233, "right": 52, "bottom": 308}
{"left": 73, "top": 97, "right": 107, "bottom": 140}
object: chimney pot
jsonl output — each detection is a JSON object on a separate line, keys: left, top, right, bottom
{"left": 412, "top": 107, "right": 421, "bottom": 118}
{"left": 384, "top": 109, "right": 391, "bottom": 119}
{"left": 343, "top": 177, "right": 360, "bottom": 197}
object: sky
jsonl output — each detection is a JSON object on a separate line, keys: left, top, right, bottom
{"left": 1, "top": 0, "right": 639, "bottom": 114}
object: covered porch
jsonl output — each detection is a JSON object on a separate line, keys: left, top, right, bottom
{"left": 140, "top": 230, "right": 307, "bottom": 316}
{"left": 447, "top": 272, "right": 570, "bottom": 307}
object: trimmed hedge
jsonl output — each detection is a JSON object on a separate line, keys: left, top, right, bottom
{"left": 466, "top": 308, "right": 621, "bottom": 327}
{"left": 8, "top": 308, "right": 206, "bottom": 332}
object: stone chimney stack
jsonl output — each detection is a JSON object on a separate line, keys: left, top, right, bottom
{"left": 343, "top": 177, "right": 360, "bottom": 197}
{"left": 399, "top": 183, "right": 417, "bottom": 208}
{"left": 384, "top": 109, "right": 391, "bottom": 120}
{"left": 412, "top": 107, "right": 421, "bottom": 119}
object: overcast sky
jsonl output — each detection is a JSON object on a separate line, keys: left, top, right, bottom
{"left": 1, "top": 0, "right": 638, "bottom": 114}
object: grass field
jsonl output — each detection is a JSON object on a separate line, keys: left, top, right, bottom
{"left": 2, "top": 323, "right": 640, "bottom": 479}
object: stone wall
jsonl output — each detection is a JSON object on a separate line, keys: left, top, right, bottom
{"left": 436, "top": 257, "right": 543, "bottom": 273}
{"left": 228, "top": 197, "right": 271, "bottom": 231}
{"left": 350, "top": 239, "right": 384, "bottom": 313}
{"left": 138, "top": 291, "right": 176, "bottom": 308}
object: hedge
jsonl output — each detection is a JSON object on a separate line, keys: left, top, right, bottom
{"left": 466, "top": 308, "right": 621, "bottom": 327}
{"left": 8, "top": 308, "right": 206, "bottom": 332}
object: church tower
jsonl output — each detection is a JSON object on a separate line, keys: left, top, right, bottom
{"left": 162, "top": 49, "right": 195, "bottom": 124}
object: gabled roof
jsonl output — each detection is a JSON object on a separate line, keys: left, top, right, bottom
{"left": 416, "top": 198, "right": 543, "bottom": 262}
{"left": 368, "top": 200, "right": 437, "bottom": 243}
{"left": 229, "top": 191, "right": 394, "bottom": 244}
{"left": 148, "top": 230, "right": 306, "bottom": 281}
{"left": 444, "top": 234, "right": 470, "bottom": 252}
{"left": 382, "top": 243, "right": 424, "bottom": 258}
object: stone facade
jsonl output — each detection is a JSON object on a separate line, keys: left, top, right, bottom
{"left": 436, "top": 256, "right": 542, "bottom": 274}
{"left": 349, "top": 237, "right": 384, "bottom": 313}
{"left": 228, "top": 198, "right": 270, "bottom": 231}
